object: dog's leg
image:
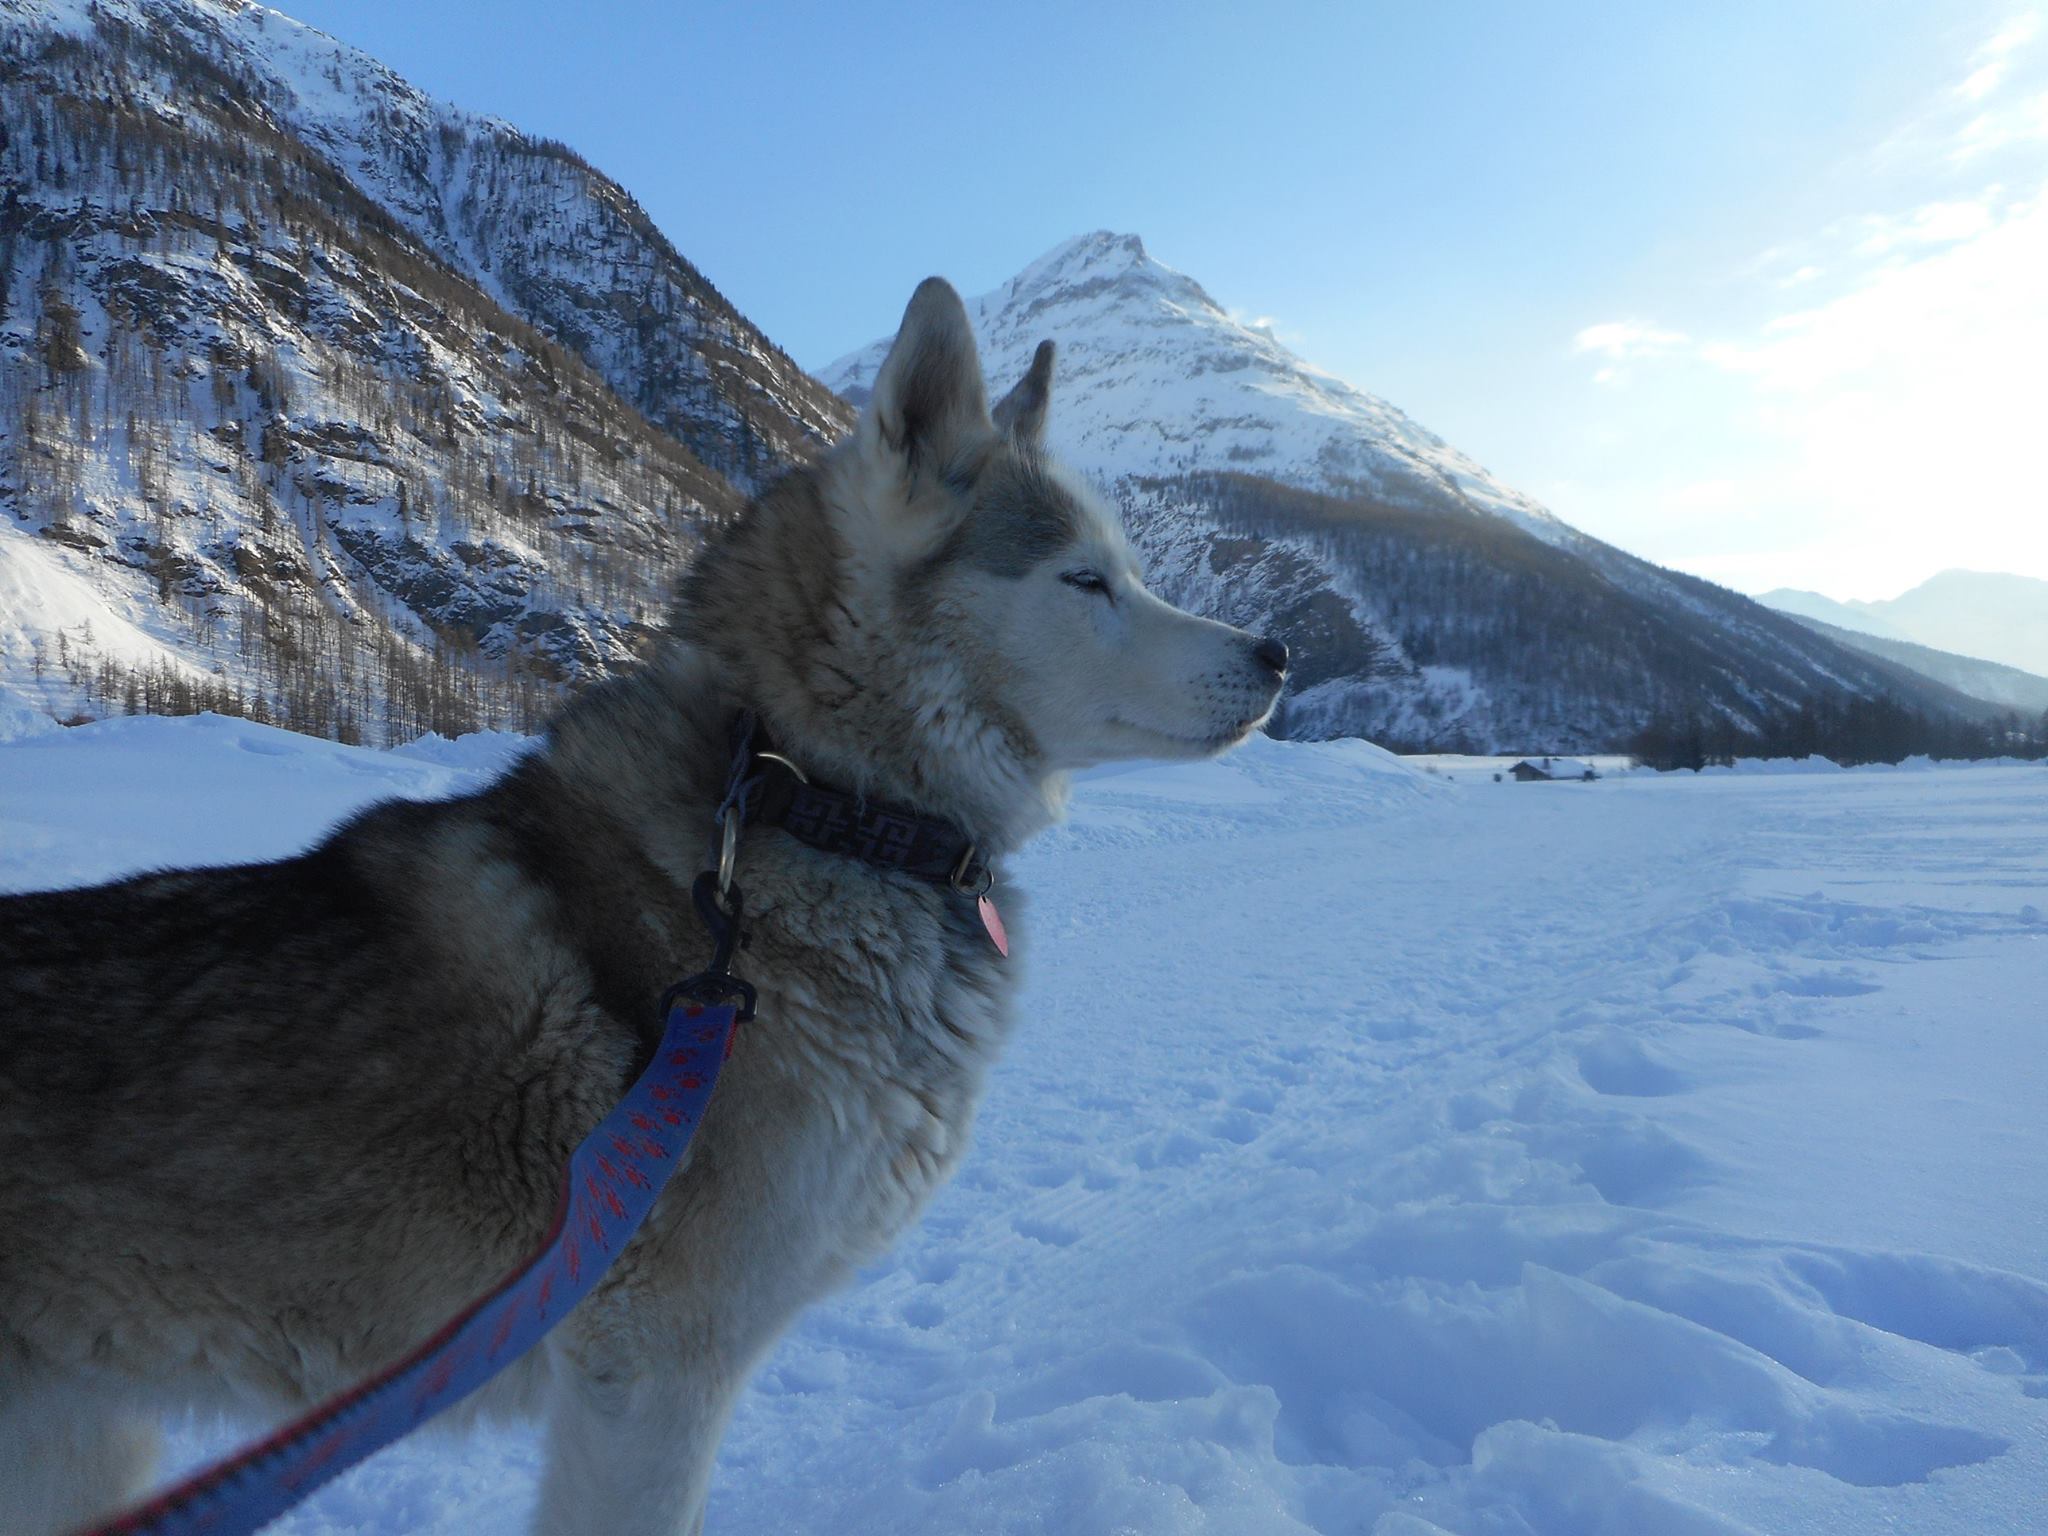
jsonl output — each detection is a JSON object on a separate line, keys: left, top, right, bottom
{"left": 530, "top": 1360, "right": 740, "bottom": 1536}
{"left": 0, "top": 1384, "right": 162, "bottom": 1536}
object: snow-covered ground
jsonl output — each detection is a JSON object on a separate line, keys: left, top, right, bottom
{"left": 4, "top": 717, "right": 2045, "bottom": 1536}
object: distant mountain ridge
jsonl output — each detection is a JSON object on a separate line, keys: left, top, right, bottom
{"left": 1760, "top": 572, "right": 2048, "bottom": 677}
{"left": 1754, "top": 588, "right": 1912, "bottom": 643}
{"left": 1773, "top": 613, "right": 2048, "bottom": 715}
{"left": 822, "top": 234, "right": 1993, "bottom": 753}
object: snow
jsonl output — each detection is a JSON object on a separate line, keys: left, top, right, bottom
{"left": 0, "top": 714, "right": 527, "bottom": 883}
{"left": 0, "top": 682, "right": 61, "bottom": 741}
{"left": 0, "top": 520, "right": 215, "bottom": 719}
{"left": 4, "top": 717, "right": 2047, "bottom": 1535}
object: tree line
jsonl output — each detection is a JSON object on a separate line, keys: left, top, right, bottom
{"left": 1126, "top": 472, "right": 2020, "bottom": 759}
{"left": 1630, "top": 696, "right": 2048, "bottom": 771}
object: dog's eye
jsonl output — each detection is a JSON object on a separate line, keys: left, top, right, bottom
{"left": 1060, "top": 569, "right": 1110, "bottom": 596}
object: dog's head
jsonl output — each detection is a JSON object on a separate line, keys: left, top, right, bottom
{"left": 678, "top": 278, "right": 1287, "bottom": 844}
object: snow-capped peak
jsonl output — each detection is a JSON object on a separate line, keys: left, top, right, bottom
{"left": 999, "top": 230, "right": 1222, "bottom": 318}
{"left": 819, "top": 232, "right": 1568, "bottom": 543}
{"left": 5, "top": 0, "right": 495, "bottom": 266}
{"left": 5, "top": 0, "right": 417, "bottom": 119}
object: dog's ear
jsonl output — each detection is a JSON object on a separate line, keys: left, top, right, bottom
{"left": 860, "top": 277, "right": 992, "bottom": 482}
{"left": 991, "top": 340, "right": 1054, "bottom": 446}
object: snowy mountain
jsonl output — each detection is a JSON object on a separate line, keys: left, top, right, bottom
{"left": 822, "top": 234, "right": 1987, "bottom": 753}
{"left": 0, "top": 0, "right": 850, "bottom": 741}
{"left": 15, "top": 0, "right": 849, "bottom": 490}
{"left": 823, "top": 231, "right": 1570, "bottom": 546}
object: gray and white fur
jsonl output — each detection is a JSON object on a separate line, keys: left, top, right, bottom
{"left": 0, "top": 277, "right": 1287, "bottom": 1536}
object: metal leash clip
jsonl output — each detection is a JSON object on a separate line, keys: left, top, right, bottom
{"left": 715, "top": 803, "right": 742, "bottom": 908}
{"left": 666, "top": 871, "right": 757, "bottom": 1022}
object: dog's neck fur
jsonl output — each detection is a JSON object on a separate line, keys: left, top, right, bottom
{"left": 556, "top": 452, "right": 1065, "bottom": 869}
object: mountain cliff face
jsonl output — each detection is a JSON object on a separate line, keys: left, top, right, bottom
{"left": 0, "top": 0, "right": 849, "bottom": 741}
{"left": 17, "top": 0, "right": 851, "bottom": 490}
{"left": 822, "top": 234, "right": 1986, "bottom": 752}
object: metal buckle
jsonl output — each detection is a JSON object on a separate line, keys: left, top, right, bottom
{"left": 716, "top": 806, "right": 740, "bottom": 905}
{"left": 717, "top": 753, "right": 805, "bottom": 911}
{"left": 949, "top": 844, "right": 993, "bottom": 898}
{"left": 753, "top": 750, "right": 809, "bottom": 783}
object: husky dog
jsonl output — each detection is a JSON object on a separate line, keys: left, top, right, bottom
{"left": 0, "top": 278, "right": 1286, "bottom": 1536}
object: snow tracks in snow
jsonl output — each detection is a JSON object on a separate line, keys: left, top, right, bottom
{"left": 717, "top": 750, "right": 2048, "bottom": 1536}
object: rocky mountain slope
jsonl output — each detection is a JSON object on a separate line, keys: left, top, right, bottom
{"left": 0, "top": 0, "right": 849, "bottom": 741}
{"left": 823, "top": 234, "right": 1991, "bottom": 753}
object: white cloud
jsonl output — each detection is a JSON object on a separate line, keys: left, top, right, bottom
{"left": 1573, "top": 322, "right": 1690, "bottom": 384}
{"left": 1853, "top": 196, "right": 1997, "bottom": 254}
{"left": 1658, "top": 184, "right": 2048, "bottom": 591}
{"left": 1962, "top": 62, "right": 2008, "bottom": 101}
{"left": 1979, "top": 12, "right": 2040, "bottom": 61}
{"left": 1951, "top": 88, "right": 2048, "bottom": 159}
{"left": 1947, "top": 11, "right": 2048, "bottom": 158}
{"left": 1703, "top": 187, "right": 2043, "bottom": 391}
{"left": 1548, "top": 18, "right": 2048, "bottom": 593}
{"left": 1959, "top": 13, "right": 2039, "bottom": 99}
{"left": 1555, "top": 11, "right": 2048, "bottom": 593}
{"left": 1863, "top": 9, "right": 2048, "bottom": 169}
{"left": 1572, "top": 321, "right": 1689, "bottom": 360}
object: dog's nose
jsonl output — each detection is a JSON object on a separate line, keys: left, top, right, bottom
{"left": 1252, "top": 635, "right": 1289, "bottom": 677}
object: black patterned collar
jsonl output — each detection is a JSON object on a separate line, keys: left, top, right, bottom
{"left": 718, "top": 713, "right": 991, "bottom": 897}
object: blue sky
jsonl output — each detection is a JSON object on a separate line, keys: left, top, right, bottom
{"left": 282, "top": 0, "right": 2048, "bottom": 599}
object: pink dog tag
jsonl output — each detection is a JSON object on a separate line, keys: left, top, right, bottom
{"left": 979, "top": 894, "right": 1009, "bottom": 957}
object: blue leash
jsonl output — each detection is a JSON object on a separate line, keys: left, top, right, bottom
{"left": 86, "top": 875, "right": 757, "bottom": 1536}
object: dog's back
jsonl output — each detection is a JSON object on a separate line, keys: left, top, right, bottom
{"left": 0, "top": 778, "right": 650, "bottom": 1532}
